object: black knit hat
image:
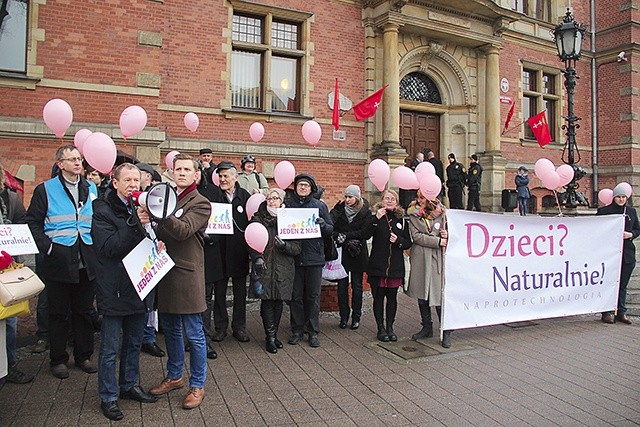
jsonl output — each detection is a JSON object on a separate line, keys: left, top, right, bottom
{"left": 448, "top": 153, "right": 456, "bottom": 160}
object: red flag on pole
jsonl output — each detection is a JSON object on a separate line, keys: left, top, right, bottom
{"left": 527, "top": 110, "right": 552, "bottom": 147}
{"left": 332, "top": 78, "right": 340, "bottom": 131}
{"left": 503, "top": 100, "right": 515, "bottom": 134}
{"left": 353, "top": 85, "right": 388, "bottom": 121}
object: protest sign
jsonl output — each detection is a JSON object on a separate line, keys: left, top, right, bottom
{"left": 0, "top": 224, "right": 39, "bottom": 255}
{"left": 122, "top": 238, "right": 175, "bottom": 301}
{"left": 205, "top": 203, "right": 233, "bottom": 234}
{"left": 277, "top": 208, "right": 321, "bottom": 240}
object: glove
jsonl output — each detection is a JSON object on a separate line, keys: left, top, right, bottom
{"left": 254, "top": 257, "right": 265, "bottom": 275}
{"left": 315, "top": 217, "right": 326, "bottom": 229}
{"left": 274, "top": 236, "right": 286, "bottom": 251}
{"left": 334, "top": 233, "right": 346, "bottom": 245}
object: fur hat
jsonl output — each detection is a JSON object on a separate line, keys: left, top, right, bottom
{"left": 344, "top": 184, "right": 361, "bottom": 199}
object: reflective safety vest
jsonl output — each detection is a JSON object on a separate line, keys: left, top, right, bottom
{"left": 43, "top": 177, "right": 97, "bottom": 246}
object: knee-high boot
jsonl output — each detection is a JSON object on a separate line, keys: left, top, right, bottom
{"left": 411, "top": 301, "right": 433, "bottom": 340}
{"left": 435, "top": 306, "right": 452, "bottom": 348}
{"left": 273, "top": 300, "right": 284, "bottom": 349}
{"left": 260, "top": 300, "right": 277, "bottom": 354}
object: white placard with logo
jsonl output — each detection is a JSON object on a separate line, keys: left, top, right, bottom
{"left": 443, "top": 211, "right": 622, "bottom": 330}
{"left": 205, "top": 203, "right": 233, "bottom": 234}
{"left": 0, "top": 224, "right": 39, "bottom": 255}
{"left": 277, "top": 208, "right": 321, "bottom": 240}
{"left": 122, "top": 238, "right": 175, "bottom": 301}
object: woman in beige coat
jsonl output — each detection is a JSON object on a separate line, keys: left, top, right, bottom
{"left": 406, "top": 191, "right": 452, "bottom": 348}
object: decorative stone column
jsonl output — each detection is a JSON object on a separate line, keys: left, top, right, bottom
{"left": 480, "top": 45, "right": 507, "bottom": 212}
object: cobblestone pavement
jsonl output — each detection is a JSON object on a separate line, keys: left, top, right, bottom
{"left": 1, "top": 292, "right": 639, "bottom": 426}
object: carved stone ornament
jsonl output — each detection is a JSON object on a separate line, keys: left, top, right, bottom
{"left": 419, "top": 41, "right": 444, "bottom": 71}
{"left": 327, "top": 92, "right": 353, "bottom": 113}
{"left": 391, "top": 0, "right": 408, "bottom": 12}
{"left": 493, "top": 17, "right": 509, "bottom": 37}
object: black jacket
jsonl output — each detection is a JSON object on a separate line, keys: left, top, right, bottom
{"left": 330, "top": 199, "right": 373, "bottom": 272}
{"left": 428, "top": 157, "right": 445, "bottom": 183}
{"left": 214, "top": 182, "right": 251, "bottom": 277}
{"left": 25, "top": 174, "right": 97, "bottom": 283}
{"left": 91, "top": 190, "right": 154, "bottom": 315}
{"left": 596, "top": 202, "right": 640, "bottom": 264}
{"left": 198, "top": 182, "right": 225, "bottom": 283}
{"left": 467, "top": 162, "right": 482, "bottom": 190}
{"left": 446, "top": 161, "right": 466, "bottom": 189}
{"left": 366, "top": 207, "right": 412, "bottom": 279}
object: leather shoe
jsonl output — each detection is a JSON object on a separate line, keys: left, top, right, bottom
{"left": 233, "top": 329, "right": 250, "bottom": 342}
{"left": 616, "top": 314, "right": 632, "bottom": 325}
{"left": 308, "top": 334, "right": 320, "bottom": 348}
{"left": 141, "top": 342, "right": 165, "bottom": 357}
{"left": 101, "top": 400, "right": 124, "bottom": 421}
{"left": 211, "top": 330, "right": 227, "bottom": 342}
{"left": 350, "top": 321, "right": 360, "bottom": 330}
{"left": 288, "top": 333, "right": 303, "bottom": 345}
{"left": 601, "top": 313, "right": 615, "bottom": 324}
{"left": 275, "top": 338, "right": 283, "bottom": 349}
{"left": 206, "top": 344, "right": 218, "bottom": 359}
{"left": 75, "top": 359, "right": 97, "bottom": 374}
{"left": 339, "top": 320, "right": 348, "bottom": 329}
{"left": 31, "top": 339, "right": 48, "bottom": 354}
{"left": 182, "top": 387, "right": 205, "bottom": 409}
{"left": 150, "top": 377, "right": 184, "bottom": 396}
{"left": 50, "top": 363, "right": 69, "bottom": 379}
{"left": 120, "top": 385, "right": 158, "bottom": 403}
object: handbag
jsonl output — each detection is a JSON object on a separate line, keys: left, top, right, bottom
{"left": 324, "top": 235, "right": 338, "bottom": 261}
{"left": 322, "top": 247, "right": 348, "bottom": 281}
{"left": 0, "top": 263, "right": 45, "bottom": 306}
{"left": 0, "top": 300, "right": 30, "bottom": 320}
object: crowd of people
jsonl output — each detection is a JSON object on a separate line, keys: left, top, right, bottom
{"left": 0, "top": 146, "right": 636, "bottom": 422}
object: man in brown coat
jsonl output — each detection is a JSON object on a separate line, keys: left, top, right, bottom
{"left": 147, "top": 154, "right": 211, "bottom": 409}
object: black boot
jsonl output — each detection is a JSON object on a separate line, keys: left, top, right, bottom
{"left": 441, "top": 330, "right": 452, "bottom": 348}
{"left": 412, "top": 302, "right": 433, "bottom": 340}
{"left": 377, "top": 324, "right": 389, "bottom": 342}
{"left": 261, "top": 301, "right": 278, "bottom": 354}
{"left": 273, "top": 300, "right": 284, "bottom": 349}
{"left": 386, "top": 322, "right": 397, "bottom": 342}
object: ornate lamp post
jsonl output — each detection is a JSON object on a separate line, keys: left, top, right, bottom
{"left": 553, "top": 9, "right": 588, "bottom": 208}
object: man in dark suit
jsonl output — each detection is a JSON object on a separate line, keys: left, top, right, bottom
{"left": 445, "top": 153, "right": 466, "bottom": 209}
{"left": 424, "top": 149, "right": 445, "bottom": 201}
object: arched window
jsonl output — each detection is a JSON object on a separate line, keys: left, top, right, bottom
{"left": 400, "top": 72, "right": 442, "bottom": 104}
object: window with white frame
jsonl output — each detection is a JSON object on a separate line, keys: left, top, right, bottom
{"left": 522, "top": 67, "right": 560, "bottom": 141}
{"left": 0, "top": 0, "right": 29, "bottom": 73}
{"left": 512, "top": 0, "right": 552, "bottom": 22}
{"left": 230, "top": 9, "right": 307, "bottom": 113}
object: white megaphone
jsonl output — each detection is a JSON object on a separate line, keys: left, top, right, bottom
{"left": 130, "top": 182, "right": 178, "bottom": 220}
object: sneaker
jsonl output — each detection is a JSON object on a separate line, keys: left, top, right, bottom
{"left": 31, "top": 340, "right": 48, "bottom": 354}
{"left": 6, "top": 366, "right": 34, "bottom": 384}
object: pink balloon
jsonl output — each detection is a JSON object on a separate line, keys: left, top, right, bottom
{"left": 301, "top": 120, "right": 322, "bottom": 146}
{"left": 165, "top": 150, "right": 180, "bottom": 170}
{"left": 419, "top": 174, "right": 442, "bottom": 200}
{"left": 245, "top": 222, "right": 269, "bottom": 254}
{"left": 246, "top": 193, "right": 266, "bottom": 220}
{"left": 43, "top": 99, "right": 73, "bottom": 138}
{"left": 274, "top": 161, "right": 296, "bottom": 189}
{"left": 598, "top": 189, "right": 613, "bottom": 206}
{"left": 534, "top": 158, "right": 555, "bottom": 178}
{"left": 541, "top": 170, "right": 560, "bottom": 190}
{"left": 249, "top": 122, "right": 265, "bottom": 142}
{"left": 556, "top": 164, "right": 574, "bottom": 187}
{"left": 73, "top": 129, "right": 92, "bottom": 154}
{"left": 211, "top": 168, "right": 220, "bottom": 186}
{"left": 392, "top": 166, "right": 419, "bottom": 190}
{"left": 415, "top": 161, "right": 435, "bottom": 181}
{"left": 184, "top": 112, "right": 199, "bottom": 133}
{"left": 119, "top": 105, "right": 148, "bottom": 138}
{"left": 83, "top": 132, "right": 117, "bottom": 174}
{"left": 614, "top": 182, "right": 633, "bottom": 198}
{"left": 368, "top": 159, "right": 390, "bottom": 192}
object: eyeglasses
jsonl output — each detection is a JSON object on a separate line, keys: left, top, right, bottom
{"left": 266, "top": 197, "right": 282, "bottom": 201}
{"left": 60, "top": 157, "right": 83, "bottom": 163}
{"left": 297, "top": 182, "right": 311, "bottom": 188}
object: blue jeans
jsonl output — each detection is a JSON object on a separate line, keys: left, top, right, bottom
{"left": 5, "top": 317, "right": 17, "bottom": 366}
{"left": 142, "top": 313, "right": 156, "bottom": 345}
{"left": 98, "top": 313, "right": 146, "bottom": 403}
{"left": 160, "top": 313, "right": 206, "bottom": 388}
{"left": 337, "top": 271, "right": 363, "bottom": 323}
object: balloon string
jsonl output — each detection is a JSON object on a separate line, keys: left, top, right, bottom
{"left": 554, "top": 190, "right": 564, "bottom": 217}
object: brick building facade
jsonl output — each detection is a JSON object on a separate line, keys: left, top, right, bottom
{"left": 0, "top": 0, "right": 638, "bottom": 212}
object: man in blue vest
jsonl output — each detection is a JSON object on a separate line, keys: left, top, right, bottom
{"left": 26, "top": 145, "right": 99, "bottom": 379}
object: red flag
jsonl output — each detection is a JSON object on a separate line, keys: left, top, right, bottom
{"left": 353, "top": 85, "right": 388, "bottom": 121}
{"left": 503, "top": 100, "right": 515, "bottom": 134}
{"left": 527, "top": 110, "right": 552, "bottom": 147}
{"left": 332, "top": 78, "right": 340, "bottom": 131}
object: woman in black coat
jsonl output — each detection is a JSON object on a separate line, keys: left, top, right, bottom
{"left": 366, "top": 190, "right": 412, "bottom": 342}
{"left": 330, "top": 185, "right": 372, "bottom": 330}
{"left": 248, "top": 188, "right": 301, "bottom": 353}
{"left": 596, "top": 185, "right": 640, "bottom": 324}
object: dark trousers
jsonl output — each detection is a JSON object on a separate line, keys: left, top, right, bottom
{"left": 202, "top": 281, "right": 214, "bottom": 336}
{"left": 448, "top": 186, "right": 464, "bottom": 209}
{"left": 371, "top": 280, "right": 398, "bottom": 328}
{"left": 466, "top": 189, "right": 481, "bottom": 211}
{"left": 337, "top": 271, "right": 363, "bottom": 323}
{"left": 213, "top": 276, "right": 247, "bottom": 332}
{"left": 290, "top": 265, "right": 323, "bottom": 336}
{"left": 46, "top": 269, "right": 95, "bottom": 366}
{"left": 518, "top": 197, "right": 528, "bottom": 216}
{"left": 618, "top": 261, "right": 635, "bottom": 315}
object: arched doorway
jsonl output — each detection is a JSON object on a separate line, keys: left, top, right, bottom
{"left": 399, "top": 72, "right": 442, "bottom": 159}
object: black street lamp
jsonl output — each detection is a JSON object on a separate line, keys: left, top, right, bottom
{"left": 553, "top": 9, "right": 588, "bottom": 208}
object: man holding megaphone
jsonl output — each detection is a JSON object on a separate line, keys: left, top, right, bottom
{"left": 146, "top": 154, "right": 211, "bottom": 410}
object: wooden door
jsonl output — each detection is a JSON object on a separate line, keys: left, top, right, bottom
{"left": 400, "top": 111, "right": 440, "bottom": 159}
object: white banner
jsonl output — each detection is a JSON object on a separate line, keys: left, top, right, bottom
{"left": 205, "top": 203, "right": 233, "bottom": 234}
{"left": 443, "top": 211, "right": 623, "bottom": 330}
{"left": 0, "top": 224, "right": 39, "bottom": 255}
{"left": 277, "top": 208, "right": 321, "bottom": 240}
{"left": 122, "top": 238, "right": 175, "bottom": 301}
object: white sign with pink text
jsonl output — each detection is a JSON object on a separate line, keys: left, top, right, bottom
{"left": 443, "top": 211, "right": 623, "bottom": 330}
